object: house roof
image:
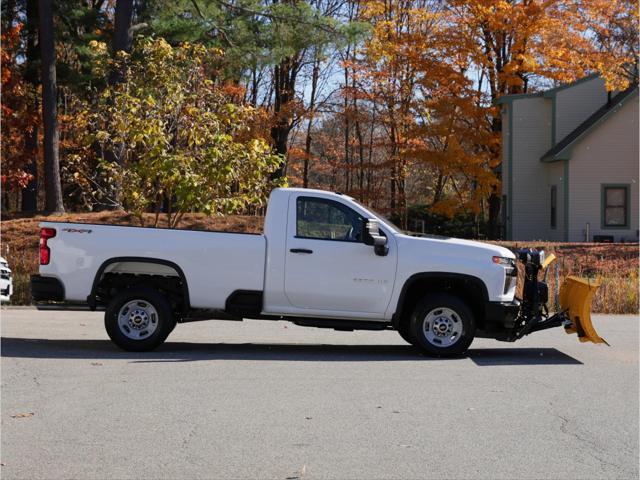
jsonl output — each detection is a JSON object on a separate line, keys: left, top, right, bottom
{"left": 541, "top": 73, "right": 600, "bottom": 98}
{"left": 540, "top": 85, "right": 638, "bottom": 162}
{"left": 495, "top": 92, "right": 542, "bottom": 104}
{"left": 495, "top": 73, "right": 600, "bottom": 105}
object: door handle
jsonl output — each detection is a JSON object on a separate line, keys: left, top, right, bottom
{"left": 290, "top": 248, "right": 313, "bottom": 254}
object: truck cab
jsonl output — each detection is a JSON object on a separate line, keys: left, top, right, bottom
{"left": 262, "top": 189, "right": 517, "bottom": 323}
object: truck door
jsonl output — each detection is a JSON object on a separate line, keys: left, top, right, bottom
{"left": 284, "top": 194, "right": 397, "bottom": 317}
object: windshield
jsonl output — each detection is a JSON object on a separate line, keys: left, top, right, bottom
{"left": 351, "top": 199, "right": 401, "bottom": 234}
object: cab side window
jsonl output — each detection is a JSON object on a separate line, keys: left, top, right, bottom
{"left": 296, "top": 197, "right": 363, "bottom": 242}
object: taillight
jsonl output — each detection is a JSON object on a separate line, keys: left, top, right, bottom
{"left": 40, "top": 227, "right": 56, "bottom": 265}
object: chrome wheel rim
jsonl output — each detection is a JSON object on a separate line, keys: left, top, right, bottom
{"left": 117, "top": 300, "right": 159, "bottom": 340}
{"left": 423, "top": 307, "right": 463, "bottom": 348}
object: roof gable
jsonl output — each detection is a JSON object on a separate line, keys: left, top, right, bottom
{"left": 540, "top": 85, "right": 638, "bottom": 162}
{"left": 495, "top": 73, "right": 601, "bottom": 105}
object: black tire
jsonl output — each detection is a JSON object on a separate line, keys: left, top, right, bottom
{"left": 105, "top": 287, "right": 176, "bottom": 352}
{"left": 409, "top": 293, "right": 475, "bottom": 357}
{"left": 397, "top": 324, "right": 417, "bottom": 346}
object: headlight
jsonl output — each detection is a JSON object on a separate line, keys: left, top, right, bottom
{"left": 492, "top": 256, "right": 515, "bottom": 267}
{"left": 493, "top": 256, "right": 517, "bottom": 294}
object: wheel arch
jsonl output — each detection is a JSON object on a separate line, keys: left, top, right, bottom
{"left": 88, "top": 256, "right": 190, "bottom": 313}
{"left": 392, "top": 272, "right": 489, "bottom": 330}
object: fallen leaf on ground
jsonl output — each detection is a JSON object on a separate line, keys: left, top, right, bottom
{"left": 286, "top": 464, "right": 306, "bottom": 479}
{"left": 91, "top": 362, "right": 103, "bottom": 366}
{"left": 11, "top": 412, "right": 34, "bottom": 418}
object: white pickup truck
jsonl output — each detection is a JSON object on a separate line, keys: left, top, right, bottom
{"left": 31, "top": 187, "right": 605, "bottom": 355}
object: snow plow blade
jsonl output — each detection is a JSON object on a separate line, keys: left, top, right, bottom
{"left": 560, "top": 276, "right": 608, "bottom": 345}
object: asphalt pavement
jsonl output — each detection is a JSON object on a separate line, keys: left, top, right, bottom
{"left": 1, "top": 309, "right": 638, "bottom": 480}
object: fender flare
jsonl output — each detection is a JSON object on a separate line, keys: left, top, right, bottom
{"left": 88, "top": 256, "right": 190, "bottom": 313}
{"left": 391, "top": 272, "right": 489, "bottom": 328}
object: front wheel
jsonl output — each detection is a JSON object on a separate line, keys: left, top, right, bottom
{"left": 409, "top": 293, "right": 475, "bottom": 357}
{"left": 105, "top": 287, "right": 176, "bottom": 352}
{"left": 397, "top": 325, "right": 417, "bottom": 346}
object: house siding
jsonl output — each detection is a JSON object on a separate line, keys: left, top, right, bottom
{"left": 567, "top": 95, "right": 639, "bottom": 242}
{"left": 509, "top": 97, "right": 553, "bottom": 240}
{"left": 554, "top": 76, "right": 608, "bottom": 142}
{"left": 546, "top": 161, "right": 565, "bottom": 241}
{"left": 501, "top": 106, "right": 510, "bottom": 238}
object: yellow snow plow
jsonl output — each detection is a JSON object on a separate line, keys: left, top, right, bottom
{"left": 560, "top": 276, "right": 608, "bottom": 345}
{"left": 509, "top": 249, "right": 607, "bottom": 346}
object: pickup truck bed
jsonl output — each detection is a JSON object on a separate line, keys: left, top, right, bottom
{"left": 40, "top": 223, "right": 265, "bottom": 309}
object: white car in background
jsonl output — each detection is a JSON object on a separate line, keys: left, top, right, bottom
{"left": 1, "top": 256, "right": 13, "bottom": 303}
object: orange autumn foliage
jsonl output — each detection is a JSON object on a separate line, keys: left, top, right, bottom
{"left": 332, "top": 0, "right": 638, "bottom": 223}
{"left": 1, "top": 24, "right": 39, "bottom": 191}
{"left": 349, "top": 0, "right": 500, "bottom": 220}
{"left": 447, "top": 0, "right": 638, "bottom": 98}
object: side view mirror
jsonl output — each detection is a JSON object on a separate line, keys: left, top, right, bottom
{"left": 361, "top": 219, "right": 389, "bottom": 256}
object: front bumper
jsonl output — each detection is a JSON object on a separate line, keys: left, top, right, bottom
{"left": 30, "top": 275, "right": 65, "bottom": 302}
{"left": 477, "top": 299, "right": 521, "bottom": 340}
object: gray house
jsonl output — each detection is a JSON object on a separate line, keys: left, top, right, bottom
{"left": 498, "top": 75, "right": 639, "bottom": 242}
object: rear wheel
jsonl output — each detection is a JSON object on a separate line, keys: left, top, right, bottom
{"left": 105, "top": 287, "right": 176, "bottom": 352}
{"left": 409, "top": 293, "right": 475, "bottom": 356}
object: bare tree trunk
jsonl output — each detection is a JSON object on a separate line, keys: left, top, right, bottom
{"left": 250, "top": 67, "right": 259, "bottom": 106}
{"left": 22, "top": 0, "right": 39, "bottom": 212}
{"left": 109, "top": 0, "right": 134, "bottom": 85}
{"left": 103, "top": 0, "right": 135, "bottom": 207}
{"left": 488, "top": 186, "right": 501, "bottom": 239}
{"left": 343, "top": 62, "right": 351, "bottom": 193}
{"left": 303, "top": 56, "right": 320, "bottom": 188}
{"left": 268, "top": 0, "right": 303, "bottom": 180}
{"left": 389, "top": 121, "right": 397, "bottom": 213}
{"left": 433, "top": 171, "right": 444, "bottom": 205}
{"left": 353, "top": 74, "right": 365, "bottom": 201}
{"left": 270, "top": 56, "right": 299, "bottom": 179}
{"left": 366, "top": 110, "right": 375, "bottom": 203}
{"left": 39, "top": 0, "right": 64, "bottom": 213}
{"left": 113, "top": 0, "right": 134, "bottom": 53}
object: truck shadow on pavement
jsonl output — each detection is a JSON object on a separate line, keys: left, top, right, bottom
{"left": 0, "top": 337, "right": 583, "bottom": 365}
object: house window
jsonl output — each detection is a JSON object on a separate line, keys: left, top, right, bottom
{"left": 550, "top": 185, "right": 557, "bottom": 229}
{"left": 602, "top": 185, "right": 630, "bottom": 229}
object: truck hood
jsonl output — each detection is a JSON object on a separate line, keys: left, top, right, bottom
{"left": 396, "top": 233, "right": 515, "bottom": 260}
